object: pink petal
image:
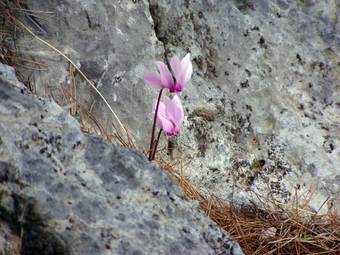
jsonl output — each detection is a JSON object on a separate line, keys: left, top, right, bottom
{"left": 153, "top": 100, "right": 173, "bottom": 133}
{"left": 152, "top": 99, "right": 165, "bottom": 115}
{"left": 164, "top": 95, "right": 184, "bottom": 128}
{"left": 180, "top": 53, "right": 191, "bottom": 71}
{"left": 144, "top": 73, "right": 163, "bottom": 89}
{"left": 152, "top": 95, "right": 184, "bottom": 136}
{"left": 157, "top": 114, "right": 174, "bottom": 134}
{"left": 178, "top": 53, "right": 192, "bottom": 86}
{"left": 170, "top": 56, "right": 181, "bottom": 78}
{"left": 182, "top": 60, "right": 193, "bottom": 85}
{"left": 156, "top": 61, "right": 174, "bottom": 89}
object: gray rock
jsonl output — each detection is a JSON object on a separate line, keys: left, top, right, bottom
{"left": 0, "top": 67, "right": 242, "bottom": 254}
{"left": 147, "top": 0, "right": 340, "bottom": 213}
{"left": 9, "top": 0, "right": 164, "bottom": 145}
{"left": 4, "top": 0, "right": 340, "bottom": 213}
{"left": 0, "top": 63, "right": 26, "bottom": 89}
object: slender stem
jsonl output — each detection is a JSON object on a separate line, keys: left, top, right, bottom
{"left": 148, "top": 89, "right": 163, "bottom": 160}
{"left": 151, "top": 129, "right": 162, "bottom": 160}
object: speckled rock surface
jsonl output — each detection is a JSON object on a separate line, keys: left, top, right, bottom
{"left": 0, "top": 67, "right": 243, "bottom": 254}
{"left": 0, "top": 63, "right": 26, "bottom": 89}
{"left": 148, "top": 0, "right": 340, "bottom": 213}
{"left": 3, "top": 0, "right": 340, "bottom": 213}
{"left": 5, "top": 0, "right": 163, "bottom": 144}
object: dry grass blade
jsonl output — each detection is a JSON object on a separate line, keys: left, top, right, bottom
{"left": 18, "top": 21, "right": 128, "bottom": 142}
{"left": 57, "top": 67, "right": 136, "bottom": 148}
{"left": 1, "top": 1, "right": 129, "bottom": 144}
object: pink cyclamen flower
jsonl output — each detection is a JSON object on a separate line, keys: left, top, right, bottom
{"left": 170, "top": 53, "right": 193, "bottom": 92}
{"left": 144, "top": 54, "right": 192, "bottom": 93}
{"left": 153, "top": 95, "right": 184, "bottom": 136}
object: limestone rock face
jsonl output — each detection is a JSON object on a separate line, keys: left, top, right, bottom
{"left": 6, "top": 0, "right": 340, "bottom": 212}
{"left": 11, "top": 0, "right": 163, "bottom": 144}
{"left": 0, "top": 66, "right": 243, "bottom": 254}
{"left": 147, "top": 0, "right": 340, "bottom": 212}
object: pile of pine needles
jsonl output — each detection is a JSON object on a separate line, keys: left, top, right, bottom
{"left": 159, "top": 157, "right": 340, "bottom": 255}
{"left": 1, "top": 1, "right": 340, "bottom": 254}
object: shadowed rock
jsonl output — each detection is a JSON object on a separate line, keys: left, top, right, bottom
{"left": 0, "top": 65, "right": 242, "bottom": 254}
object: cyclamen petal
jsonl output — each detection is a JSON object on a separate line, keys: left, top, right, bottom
{"left": 157, "top": 113, "right": 174, "bottom": 134}
{"left": 153, "top": 100, "right": 174, "bottom": 135}
{"left": 180, "top": 53, "right": 191, "bottom": 72}
{"left": 164, "top": 95, "right": 184, "bottom": 128}
{"left": 156, "top": 61, "right": 174, "bottom": 89}
{"left": 144, "top": 73, "right": 163, "bottom": 89}
{"left": 153, "top": 95, "right": 184, "bottom": 136}
{"left": 170, "top": 56, "right": 181, "bottom": 79}
{"left": 153, "top": 99, "right": 165, "bottom": 116}
{"left": 145, "top": 53, "right": 192, "bottom": 93}
{"left": 144, "top": 60, "right": 174, "bottom": 90}
{"left": 173, "top": 53, "right": 192, "bottom": 92}
{"left": 181, "top": 54, "right": 193, "bottom": 85}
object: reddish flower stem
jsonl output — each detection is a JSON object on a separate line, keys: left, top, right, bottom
{"left": 151, "top": 129, "right": 162, "bottom": 160}
{"left": 148, "top": 89, "right": 163, "bottom": 161}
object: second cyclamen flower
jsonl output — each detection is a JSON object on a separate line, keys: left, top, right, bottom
{"left": 144, "top": 53, "right": 192, "bottom": 93}
{"left": 153, "top": 95, "right": 184, "bottom": 136}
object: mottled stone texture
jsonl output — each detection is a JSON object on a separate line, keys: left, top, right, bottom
{"left": 147, "top": 0, "right": 340, "bottom": 212}
{"left": 11, "top": 0, "right": 163, "bottom": 144}
{"left": 0, "top": 67, "right": 242, "bottom": 254}
{"left": 4, "top": 0, "right": 340, "bottom": 212}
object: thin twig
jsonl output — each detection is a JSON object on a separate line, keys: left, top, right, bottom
{"left": 10, "top": 17, "right": 128, "bottom": 143}
{"left": 148, "top": 88, "right": 163, "bottom": 160}
{"left": 151, "top": 129, "right": 162, "bottom": 160}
